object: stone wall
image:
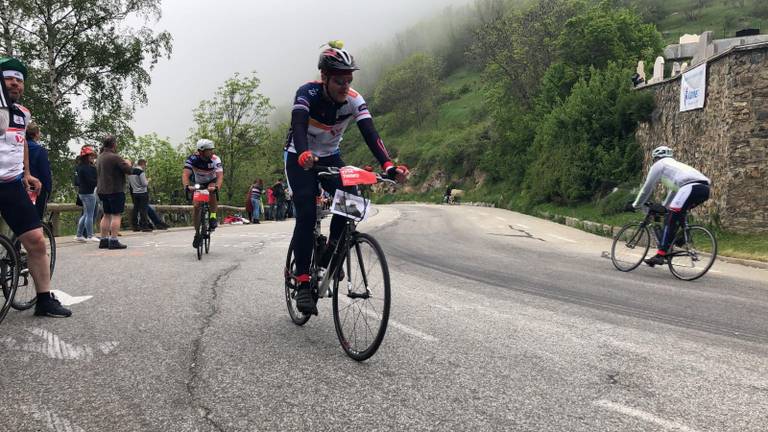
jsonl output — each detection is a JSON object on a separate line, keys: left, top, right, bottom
{"left": 636, "top": 43, "right": 768, "bottom": 233}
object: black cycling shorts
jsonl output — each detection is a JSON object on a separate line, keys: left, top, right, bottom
{"left": 0, "top": 180, "right": 42, "bottom": 236}
{"left": 99, "top": 192, "right": 126, "bottom": 214}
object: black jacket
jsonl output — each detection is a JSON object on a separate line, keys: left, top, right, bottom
{"left": 76, "top": 164, "right": 98, "bottom": 194}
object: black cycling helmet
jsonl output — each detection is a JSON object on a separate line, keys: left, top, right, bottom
{"left": 318, "top": 41, "right": 359, "bottom": 72}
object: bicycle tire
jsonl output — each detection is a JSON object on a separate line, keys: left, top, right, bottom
{"left": 10, "top": 223, "right": 56, "bottom": 311}
{"left": 0, "top": 235, "right": 21, "bottom": 326}
{"left": 668, "top": 225, "right": 717, "bottom": 281}
{"left": 284, "top": 241, "right": 311, "bottom": 326}
{"left": 332, "top": 232, "right": 390, "bottom": 361}
{"left": 611, "top": 222, "right": 651, "bottom": 272}
{"left": 203, "top": 206, "right": 211, "bottom": 254}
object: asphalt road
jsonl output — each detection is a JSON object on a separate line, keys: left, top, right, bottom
{"left": 1, "top": 204, "right": 766, "bottom": 431}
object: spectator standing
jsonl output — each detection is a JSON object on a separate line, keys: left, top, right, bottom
{"left": 273, "top": 179, "right": 286, "bottom": 221}
{"left": 96, "top": 135, "right": 132, "bottom": 249}
{"left": 266, "top": 186, "right": 275, "bottom": 220}
{"left": 128, "top": 159, "right": 151, "bottom": 232}
{"left": 75, "top": 146, "right": 99, "bottom": 242}
{"left": 25, "top": 122, "right": 52, "bottom": 219}
{"left": 249, "top": 179, "right": 264, "bottom": 223}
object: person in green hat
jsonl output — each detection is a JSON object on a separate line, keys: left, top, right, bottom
{"left": 0, "top": 56, "right": 71, "bottom": 317}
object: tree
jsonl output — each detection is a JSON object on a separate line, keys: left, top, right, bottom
{"left": 374, "top": 53, "right": 441, "bottom": 128}
{"left": 0, "top": 0, "right": 172, "bottom": 189}
{"left": 190, "top": 72, "right": 273, "bottom": 204}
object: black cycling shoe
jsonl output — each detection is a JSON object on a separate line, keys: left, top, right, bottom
{"left": 192, "top": 234, "right": 201, "bottom": 249}
{"left": 34, "top": 292, "right": 72, "bottom": 318}
{"left": 99, "top": 238, "right": 109, "bottom": 249}
{"left": 644, "top": 253, "right": 667, "bottom": 267}
{"left": 108, "top": 239, "right": 127, "bottom": 249}
{"left": 209, "top": 218, "right": 218, "bottom": 230}
{"left": 295, "top": 285, "right": 318, "bottom": 316}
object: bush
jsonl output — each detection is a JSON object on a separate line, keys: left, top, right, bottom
{"left": 596, "top": 184, "right": 637, "bottom": 215}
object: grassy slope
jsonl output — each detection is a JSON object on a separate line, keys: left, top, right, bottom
{"left": 340, "top": 3, "right": 768, "bottom": 260}
{"left": 655, "top": 0, "right": 768, "bottom": 42}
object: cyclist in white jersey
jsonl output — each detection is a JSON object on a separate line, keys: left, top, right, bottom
{"left": 0, "top": 56, "right": 70, "bottom": 317}
{"left": 630, "top": 146, "right": 711, "bottom": 267}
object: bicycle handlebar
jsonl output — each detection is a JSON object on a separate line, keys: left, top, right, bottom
{"left": 313, "top": 165, "right": 397, "bottom": 185}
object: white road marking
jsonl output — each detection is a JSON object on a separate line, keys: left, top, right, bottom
{"left": 495, "top": 216, "right": 506, "bottom": 221}
{"left": 387, "top": 319, "right": 438, "bottom": 342}
{"left": 514, "top": 223, "right": 530, "bottom": 229}
{"left": 21, "top": 405, "right": 86, "bottom": 432}
{"left": 0, "top": 328, "right": 119, "bottom": 361}
{"left": 546, "top": 233, "right": 577, "bottom": 243}
{"left": 50, "top": 290, "right": 92, "bottom": 306}
{"left": 594, "top": 400, "right": 700, "bottom": 432}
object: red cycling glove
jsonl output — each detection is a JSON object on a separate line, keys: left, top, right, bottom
{"left": 298, "top": 151, "right": 315, "bottom": 169}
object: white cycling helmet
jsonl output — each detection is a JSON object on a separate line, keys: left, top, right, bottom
{"left": 197, "top": 138, "right": 215, "bottom": 151}
{"left": 651, "top": 145, "right": 673, "bottom": 159}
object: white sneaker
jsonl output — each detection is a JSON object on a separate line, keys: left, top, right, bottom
{"left": 87, "top": 237, "right": 101, "bottom": 243}
{"left": 74, "top": 236, "right": 86, "bottom": 242}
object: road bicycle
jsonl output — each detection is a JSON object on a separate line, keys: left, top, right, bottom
{"left": 188, "top": 184, "right": 214, "bottom": 260}
{"left": 284, "top": 166, "right": 395, "bottom": 361}
{"left": 611, "top": 202, "right": 717, "bottom": 281}
{"left": 9, "top": 221, "right": 56, "bottom": 310}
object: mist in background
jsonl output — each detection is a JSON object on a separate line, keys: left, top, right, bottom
{"left": 130, "top": 0, "right": 476, "bottom": 145}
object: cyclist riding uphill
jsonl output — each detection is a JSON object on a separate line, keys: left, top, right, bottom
{"left": 183, "top": 138, "right": 223, "bottom": 249}
{"left": 0, "top": 56, "right": 70, "bottom": 317}
{"left": 285, "top": 40, "right": 409, "bottom": 316}
{"left": 629, "top": 146, "right": 711, "bottom": 267}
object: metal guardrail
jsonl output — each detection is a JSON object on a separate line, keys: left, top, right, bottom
{"left": 46, "top": 203, "right": 246, "bottom": 236}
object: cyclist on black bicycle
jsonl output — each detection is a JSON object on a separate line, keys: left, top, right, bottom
{"left": 0, "top": 56, "right": 70, "bottom": 317}
{"left": 285, "top": 41, "right": 408, "bottom": 315}
{"left": 629, "top": 146, "right": 711, "bottom": 267}
{"left": 183, "top": 138, "right": 223, "bottom": 249}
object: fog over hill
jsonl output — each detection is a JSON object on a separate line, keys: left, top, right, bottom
{"left": 130, "top": 0, "right": 476, "bottom": 145}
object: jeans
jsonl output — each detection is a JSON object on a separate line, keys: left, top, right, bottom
{"left": 148, "top": 205, "right": 164, "bottom": 226}
{"left": 250, "top": 198, "right": 261, "bottom": 221}
{"left": 131, "top": 192, "right": 150, "bottom": 228}
{"left": 77, "top": 193, "right": 97, "bottom": 238}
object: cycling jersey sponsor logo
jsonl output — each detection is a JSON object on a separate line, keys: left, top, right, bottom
{"left": 308, "top": 88, "right": 318, "bottom": 96}
{"left": 13, "top": 114, "right": 25, "bottom": 125}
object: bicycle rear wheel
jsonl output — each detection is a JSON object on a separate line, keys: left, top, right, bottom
{"left": 668, "top": 225, "right": 717, "bottom": 281}
{"left": 332, "top": 232, "right": 390, "bottom": 361}
{"left": 0, "top": 236, "right": 21, "bottom": 325}
{"left": 611, "top": 222, "right": 651, "bottom": 272}
{"left": 284, "top": 242, "right": 311, "bottom": 326}
{"left": 11, "top": 223, "right": 56, "bottom": 310}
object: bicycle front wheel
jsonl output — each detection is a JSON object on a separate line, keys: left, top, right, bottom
{"left": 668, "top": 225, "right": 717, "bottom": 281}
{"left": 611, "top": 223, "right": 651, "bottom": 272}
{"left": 11, "top": 223, "right": 56, "bottom": 310}
{"left": 0, "top": 235, "right": 21, "bottom": 325}
{"left": 332, "top": 233, "right": 390, "bottom": 361}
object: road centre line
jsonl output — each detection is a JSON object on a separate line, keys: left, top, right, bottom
{"left": 546, "top": 233, "right": 577, "bottom": 243}
{"left": 379, "top": 315, "right": 438, "bottom": 342}
{"left": 594, "top": 400, "right": 700, "bottom": 432}
{"left": 514, "top": 223, "right": 530, "bottom": 229}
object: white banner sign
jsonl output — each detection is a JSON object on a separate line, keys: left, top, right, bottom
{"left": 679, "top": 63, "right": 706, "bottom": 112}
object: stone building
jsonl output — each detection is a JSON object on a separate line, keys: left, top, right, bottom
{"left": 635, "top": 42, "right": 768, "bottom": 233}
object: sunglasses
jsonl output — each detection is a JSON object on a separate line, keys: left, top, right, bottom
{"left": 330, "top": 76, "right": 353, "bottom": 86}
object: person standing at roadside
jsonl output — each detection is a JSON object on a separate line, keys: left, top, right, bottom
{"left": 273, "top": 179, "right": 286, "bottom": 221}
{"left": 96, "top": 135, "right": 132, "bottom": 249}
{"left": 25, "top": 122, "right": 52, "bottom": 219}
{"left": 128, "top": 159, "right": 152, "bottom": 232}
{"left": 249, "top": 179, "right": 263, "bottom": 223}
{"left": 75, "top": 146, "right": 99, "bottom": 242}
{"left": 266, "top": 186, "right": 275, "bottom": 220}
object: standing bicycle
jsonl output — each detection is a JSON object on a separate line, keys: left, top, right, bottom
{"left": 611, "top": 202, "right": 717, "bottom": 280}
{"left": 182, "top": 138, "right": 223, "bottom": 253}
{"left": 285, "top": 165, "right": 397, "bottom": 360}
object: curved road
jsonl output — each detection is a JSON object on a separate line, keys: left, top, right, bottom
{"left": 1, "top": 204, "right": 766, "bottom": 431}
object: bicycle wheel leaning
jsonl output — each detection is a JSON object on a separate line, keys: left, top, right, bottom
{"left": 284, "top": 242, "right": 311, "bottom": 326}
{"left": 668, "top": 225, "right": 717, "bottom": 281}
{"left": 0, "top": 235, "right": 21, "bottom": 325}
{"left": 11, "top": 223, "right": 56, "bottom": 310}
{"left": 332, "top": 232, "right": 390, "bottom": 361}
{"left": 611, "top": 222, "right": 651, "bottom": 272}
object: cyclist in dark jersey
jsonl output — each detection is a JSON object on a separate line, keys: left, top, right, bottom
{"left": 183, "top": 138, "right": 223, "bottom": 248}
{"left": 285, "top": 41, "right": 408, "bottom": 315}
